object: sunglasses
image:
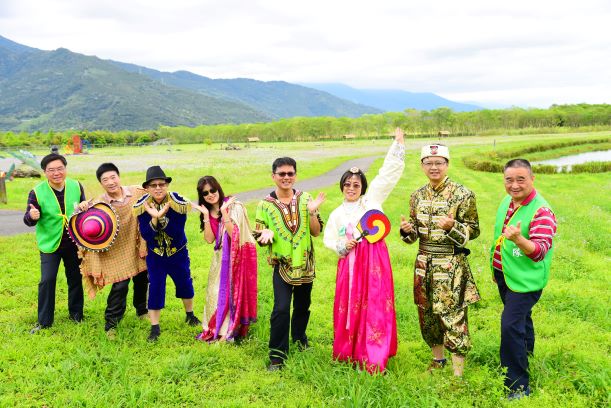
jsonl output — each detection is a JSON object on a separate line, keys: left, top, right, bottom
{"left": 275, "top": 171, "right": 296, "bottom": 178}
{"left": 202, "top": 188, "right": 218, "bottom": 197}
{"left": 343, "top": 182, "right": 362, "bottom": 189}
{"left": 148, "top": 182, "right": 167, "bottom": 189}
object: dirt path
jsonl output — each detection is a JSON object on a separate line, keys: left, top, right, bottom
{"left": 0, "top": 155, "right": 382, "bottom": 237}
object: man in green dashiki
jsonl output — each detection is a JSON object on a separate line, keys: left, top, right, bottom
{"left": 400, "top": 144, "right": 480, "bottom": 377}
{"left": 255, "top": 157, "right": 325, "bottom": 371}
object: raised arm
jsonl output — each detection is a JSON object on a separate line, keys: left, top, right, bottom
{"left": 365, "top": 128, "right": 405, "bottom": 206}
{"left": 307, "top": 192, "right": 326, "bottom": 237}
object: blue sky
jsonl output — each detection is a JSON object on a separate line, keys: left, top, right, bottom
{"left": 1, "top": 0, "right": 609, "bottom": 108}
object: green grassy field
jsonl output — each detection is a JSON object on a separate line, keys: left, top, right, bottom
{"left": 0, "top": 133, "right": 609, "bottom": 407}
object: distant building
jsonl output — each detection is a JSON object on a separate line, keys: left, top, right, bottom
{"left": 247, "top": 137, "right": 260, "bottom": 143}
{"left": 438, "top": 130, "right": 450, "bottom": 137}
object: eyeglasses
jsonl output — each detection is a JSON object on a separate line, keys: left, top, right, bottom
{"left": 45, "top": 166, "right": 66, "bottom": 174}
{"left": 202, "top": 188, "right": 218, "bottom": 197}
{"left": 275, "top": 171, "right": 295, "bottom": 178}
{"left": 422, "top": 161, "right": 447, "bottom": 168}
{"left": 148, "top": 182, "right": 167, "bottom": 189}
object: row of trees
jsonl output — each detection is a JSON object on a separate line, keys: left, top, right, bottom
{"left": 1, "top": 104, "right": 609, "bottom": 147}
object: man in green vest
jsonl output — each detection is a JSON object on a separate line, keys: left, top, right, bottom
{"left": 491, "top": 159, "right": 557, "bottom": 400}
{"left": 24, "top": 153, "right": 86, "bottom": 333}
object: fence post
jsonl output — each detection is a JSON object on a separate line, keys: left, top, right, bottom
{"left": 0, "top": 172, "right": 7, "bottom": 204}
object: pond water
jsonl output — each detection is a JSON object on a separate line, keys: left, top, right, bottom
{"left": 534, "top": 149, "right": 611, "bottom": 170}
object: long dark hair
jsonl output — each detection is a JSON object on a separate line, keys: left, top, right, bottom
{"left": 196, "top": 176, "right": 225, "bottom": 231}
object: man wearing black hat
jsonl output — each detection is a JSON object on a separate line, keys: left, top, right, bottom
{"left": 133, "top": 165, "right": 200, "bottom": 341}
{"left": 23, "top": 153, "right": 86, "bottom": 333}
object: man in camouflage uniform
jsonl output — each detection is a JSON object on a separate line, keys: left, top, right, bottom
{"left": 400, "top": 144, "right": 480, "bottom": 376}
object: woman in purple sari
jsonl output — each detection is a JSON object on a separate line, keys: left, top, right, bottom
{"left": 192, "top": 176, "right": 257, "bottom": 341}
{"left": 323, "top": 129, "right": 405, "bottom": 373}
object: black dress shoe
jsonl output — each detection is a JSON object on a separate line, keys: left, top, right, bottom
{"left": 69, "top": 314, "right": 83, "bottom": 323}
{"left": 295, "top": 339, "right": 310, "bottom": 351}
{"left": 29, "top": 324, "right": 49, "bottom": 334}
{"left": 105, "top": 321, "right": 117, "bottom": 331}
{"left": 147, "top": 327, "right": 161, "bottom": 342}
{"left": 185, "top": 314, "right": 202, "bottom": 327}
{"left": 267, "top": 362, "right": 284, "bottom": 372}
{"left": 507, "top": 386, "right": 531, "bottom": 401}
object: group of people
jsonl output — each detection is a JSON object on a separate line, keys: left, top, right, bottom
{"left": 24, "top": 130, "right": 556, "bottom": 400}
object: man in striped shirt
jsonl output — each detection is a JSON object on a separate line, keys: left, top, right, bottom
{"left": 491, "top": 158, "right": 557, "bottom": 400}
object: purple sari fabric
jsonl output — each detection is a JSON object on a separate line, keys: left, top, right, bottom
{"left": 198, "top": 199, "right": 258, "bottom": 342}
{"left": 214, "top": 230, "right": 231, "bottom": 335}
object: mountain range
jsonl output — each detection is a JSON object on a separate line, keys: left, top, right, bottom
{"left": 0, "top": 35, "right": 480, "bottom": 132}
{"left": 303, "top": 83, "right": 480, "bottom": 112}
{"left": 110, "top": 61, "right": 380, "bottom": 120}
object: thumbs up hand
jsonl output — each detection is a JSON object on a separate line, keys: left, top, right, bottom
{"left": 503, "top": 221, "right": 522, "bottom": 242}
{"left": 29, "top": 203, "right": 40, "bottom": 220}
{"left": 400, "top": 214, "right": 414, "bottom": 234}
{"left": 437, "top": 212, "right": 455, "bottom": 231}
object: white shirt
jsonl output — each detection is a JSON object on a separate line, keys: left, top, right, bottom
{"left": 323, "top": 141, "right": 405, "bottom": 255}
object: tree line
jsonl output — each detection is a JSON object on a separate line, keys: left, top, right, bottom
{"left": 1, "top": 104, "right": 609, "bottom": 148}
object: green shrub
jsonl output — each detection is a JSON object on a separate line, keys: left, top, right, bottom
{"left": 571, "top": 161, "right": 611, "bottom": 173}
{"left": 463, "top": 138, "right": 611, "bottom": 174}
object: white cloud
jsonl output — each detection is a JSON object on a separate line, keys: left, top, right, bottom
{"left": 1, "top": 0, "right": 609, "bottom": 107}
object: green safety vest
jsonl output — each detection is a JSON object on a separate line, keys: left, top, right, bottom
{"left": 33, "top": 179, "right": 81, "bottom": 253}
{"left": 490, "top": 193, "right": 554, "bottom": 292}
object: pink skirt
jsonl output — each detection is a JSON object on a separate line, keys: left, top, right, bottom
{"left": 333, "top": 239, "right": 398, "bottom": 373}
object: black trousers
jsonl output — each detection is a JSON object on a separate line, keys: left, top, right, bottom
{"left": 38, "top": 244, "right": 84, "bottom": 327}
{"left": 105, "top": 271, "right": 149, "bottom": 329}
{"left": 495, "top": 270, "right": 542, "bottom": 391}
{"left": 269, "top": 266, "right": 313, "bottom": 362}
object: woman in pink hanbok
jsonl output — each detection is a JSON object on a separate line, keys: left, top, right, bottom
{"left": 323, "top": 128, "right": 405, "bottom": 373}
{"left": 192, "top": 176, "right": 258, "bottom": 342}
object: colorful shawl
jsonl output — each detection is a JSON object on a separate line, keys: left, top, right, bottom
{"left": 198, "top": 199, "right": 258, "bottom": 341}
